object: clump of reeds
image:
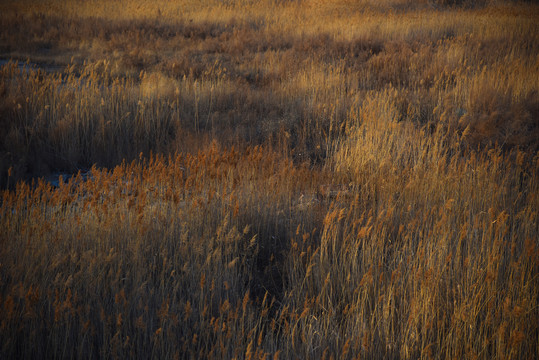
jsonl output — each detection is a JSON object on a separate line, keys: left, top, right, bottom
{"left": 0, "top": 144, "right": 325, "bottom": 358}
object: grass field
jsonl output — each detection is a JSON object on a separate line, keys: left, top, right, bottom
{"left": 0, "top": 0, "right": 538, "bottom": 359}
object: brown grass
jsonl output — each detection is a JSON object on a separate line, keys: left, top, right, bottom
{"left": 0, "top": 0, "right": 538, "bottom": 359}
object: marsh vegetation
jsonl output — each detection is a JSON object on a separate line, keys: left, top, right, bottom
{"left": 0, "top": 0, "right": 538, "bottom": 358}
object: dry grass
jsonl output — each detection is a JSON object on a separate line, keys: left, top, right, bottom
{"left": 0, "top": 0, "right": 538, "bottom": 359}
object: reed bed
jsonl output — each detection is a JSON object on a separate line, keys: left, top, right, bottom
{"left": 1, "top": 117, "right": 537, "bottom": 359}
{"left": 0, "top": 0, "right": 538, "bottom": 358}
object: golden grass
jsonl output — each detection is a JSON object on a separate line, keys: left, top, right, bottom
{"left": 0, "top": 0, "right": 538, "bottom": 358}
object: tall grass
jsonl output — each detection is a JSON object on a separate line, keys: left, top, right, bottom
{"left": 1, "top": 0, "right": 537, "bottom": 185}
{"left": 0, "top": 0, "right": 538, "bottom": 358}
{"left": 1, "top": 115, "right": 536, "bottom": 359}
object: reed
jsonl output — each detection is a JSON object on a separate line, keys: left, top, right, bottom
{"left": 0, "top": 0, "right": 537, "bottom": 358}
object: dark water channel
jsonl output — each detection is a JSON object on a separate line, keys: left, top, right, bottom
{"left": 0, "top": 58, "right": 64, "bottom": 73}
